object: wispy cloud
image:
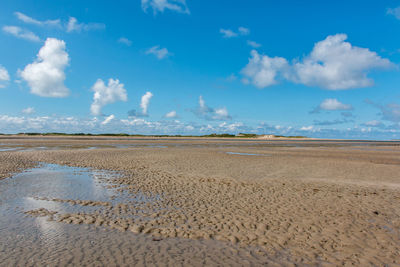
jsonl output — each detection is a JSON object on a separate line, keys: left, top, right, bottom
{"left": 366, "top": 99, "right": 400, "bottom": 123}
{"left": 146, "top": 45, "right": 171, "bottom": 59}
{"left": 2, "top": 25, "right": 40, "bottom": 42}
{"left": 14, "top": 12, "right": 104, "bottom": 33}
{"left": 66, "top": 17, "right": 105, "bottom": 33}
{"left": 22, "top": 107, "right": 35, "bottom": 115}
{"left": 101, "top": 114, "right": 115, "bottom": 125}
{"left": 387, "top": 6, "right": 400, "bottom": 20}
{"left": 313, "top": 118, "right": 353, "bottom": 126}
{"left": 142, "top": 0, "right": 190, "bottom": 15}
{"left": 192, "top": 96, "right": 232, "bottom": 121}
{"left": 0, "top": 65, "right": 10, "bottom": 88}
{"left": 118, "top": 37, "right": 132, "bottom": 46}
{"left": 220, "top": 27, "right": 250, "bottom": 38}
{"left": 247, "top": 40, "right": 261, "bottom": 48}
{"left": 14, "top": 11, "right": 61, "bottom": 27}
{"left": 238, "top": 27, "right": 250, "bottom": 35}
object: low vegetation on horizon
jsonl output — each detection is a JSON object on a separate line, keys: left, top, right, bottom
{"left": 0, "top": 132, "right": 307, "bottom": 138}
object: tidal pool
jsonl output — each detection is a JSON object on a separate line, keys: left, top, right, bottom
{"left": 0, "top": 163, "right": 273, "bottom": 266}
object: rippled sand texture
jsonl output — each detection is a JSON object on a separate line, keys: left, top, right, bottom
{"left": 1, "top": 137, "right": 400, "bottom": 266}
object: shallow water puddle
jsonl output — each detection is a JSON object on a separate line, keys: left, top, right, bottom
{"left": 226, "top": 152, "right": 267, "bottom": 156}
{"left": 0, "top": 163, "right": 275, "bottom": 266}
{"left": 0, "top": 164, "right": 159, "bottom": 229}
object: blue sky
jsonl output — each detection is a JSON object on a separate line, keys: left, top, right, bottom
{"left": 1, "top": 0, "right": 400, "bottom": 139}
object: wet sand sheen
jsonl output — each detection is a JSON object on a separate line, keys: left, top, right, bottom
{"left": 1, "top": 137, "right": 400, "bottom": 266}
{"left": 0, "top": 163, "right": 278, "bottom": 266}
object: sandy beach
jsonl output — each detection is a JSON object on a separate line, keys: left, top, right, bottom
{"left": 1, "top": 136, "right": 400, "bottom": 266}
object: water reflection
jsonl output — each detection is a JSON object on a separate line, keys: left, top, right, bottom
{"left": 226, "top": 152, "right": 263, "bottom": 156}
{"left": 0, "top": 164, "right": 122, "bottom": 246}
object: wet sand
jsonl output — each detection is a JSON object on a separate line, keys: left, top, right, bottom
{"left": 1, "top": 137, "right": 400, "bottom": 266}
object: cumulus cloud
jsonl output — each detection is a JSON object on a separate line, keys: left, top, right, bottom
{"left": 300, "top": 126, "right": 314, "bottom": 131}
{"left": 387, "top": 6, "right": 400, "bottom": 20}
{"left": 142, "top": 0, "right": 190, "bottom": 14}
{"left": 14, "top": 12, "right": 61, "bottom": 27}
{"left": 20, "top": 38, "right": 70, "bottom": 97}
{"left": 367, "top": 100, "right": 400, "bottom": 123}
{"left": 241, "top": 34, "right": 393, "bottom": 90}
{"left": 0, "top": 113, "right": 397, "bottom": 139}
{"left": 118, "top": 37, "right": 132, "bottom": 46}
{"left": 66, "top": 17, "right": 105, "bottom": 33}
{"left": 165, "top": 110, "right": 177, "bottom": 118}
{"left": 0, "top": 65, "right": 10, "bottom": 88}
{"left": 101, "top": 114, "right": 115, "bottom": 125}
{"left": 311, "top": 98, "right": 353, "bottom": 113}
{"left": 127, "top": 92, "right": 154, "bottom": 117}
{"left": 291, "top": 34, "right": 393, "bottom": 89}
{"left": 90, "top": 79, "right": 128, "bottom": 116}
{"left": 241, "top": 50, "right": 289, "bottom": 88}
{"left": 22, "top": 107, "right": 35, "bottom": 114}
{"left": 146, "top": 45, "right": 170, "bottom": 59}
{"left": 140, "top": 92, "right": 153, "bottom": 116}
{"left": 220, "top": 27, "right": 250, "bottom": 38}
{"left": 2, "top": 26, "right": 40, "bottom": 42}
{"left": 247, "top": 40, "right": 261, "bottom": 48}
{"left": 192, "top": 96, "right": 231, "bottom": 121}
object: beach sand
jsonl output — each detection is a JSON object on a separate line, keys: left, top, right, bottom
{"left": 0, "top": 137, "right": 399, "bottom": 266}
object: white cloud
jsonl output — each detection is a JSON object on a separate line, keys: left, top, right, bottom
{"left": 165, "top": 110, "right": 177, "bottom": 118}
{"left": 300, "top": 126, "right": 314, "bottom": 131}
{"left": 238, "top": 27, "right": 250, "bottom": 36}
{"left": 291, "top": 34, "right": 393, "bottom": 89}
{"left": 213, "top": 108, "right": 230, "bottom": 120}
{"left": 0, "top": 113, "right": 397, "bottom": 139}
{"left": 141, "top": 0, "right": 190, "bottom": 14}
{"left": 193, "top": 96, "right": 232, "bottom": 121}
{"left": 241, "top": 34, "right": 393, "bottom": 90}
{"left": 241, "top": 50, "right": 289, "bottom": 88}
{"left": 66, "top": 17, "right": 105, "bottom": 33}
{"left": 368, "top": 101, "right": 400, "bottom": 123}
{"left": 364, "top": 120, "right": 382, "bottom": 127}
{"left": 140, "top": 92, "right": 153, "bottom": 116}
{"left": 20, "top": 38, "right": 70, "bottom": 97}
{"left": 118, "top": 37, "right": 132, "bottom": 46}
{"left": 220, "top": 29, "right": 238, "bottom": 38}
{"left": 387, "top": 6, "right": 400, "bottom": 20}
{"left": 2, "top": 26, "right": 40, "bottom": 42}
{"left": 14, "top": 12, "right": 61, "bottom": 27}
{"left": 22, "top": 107, "right": 35, "bottom": 114}
{"left": 220, "top": 27, "right": 250, "bottom": 38}
{"left": 90, "top": 78, "right": 128, "bottom": 116}
{"left": 101, "top": 114, "right": 115, "bottom": 125}
{"left": 146, "top": 45, "right": 170, "bottom": 59}
{"left": 311, "top": 98, "right": 353, "bottom": 113}
{"left": 0, "top": 65, "right": 10, "bottom": 88}
{"left": 247, "top": 40, "right": 261, "bottom": 48}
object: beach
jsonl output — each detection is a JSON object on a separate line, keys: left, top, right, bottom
{"left": 0, "top": 136, "right": 399, "bottom": 266}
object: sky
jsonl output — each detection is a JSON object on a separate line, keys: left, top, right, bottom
{"left": 1, "top": 0, "right": 400, "bottom": 139}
